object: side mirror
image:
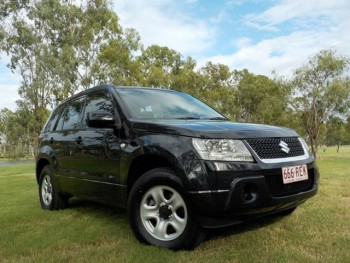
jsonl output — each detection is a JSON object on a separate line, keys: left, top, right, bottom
{"left": 87, "top": 111, "right": 116, "bottom": 128}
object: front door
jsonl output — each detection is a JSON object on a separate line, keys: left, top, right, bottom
{"left": 76, "top": 91, "right": 124, "bottom": 206}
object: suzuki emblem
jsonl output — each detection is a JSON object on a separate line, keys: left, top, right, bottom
{"left": 279, "top": 141, "right": 290, "bottom": 154}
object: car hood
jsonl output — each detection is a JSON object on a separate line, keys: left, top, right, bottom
{"left": 131, "top": 119, "right": 298, "bottom": 139}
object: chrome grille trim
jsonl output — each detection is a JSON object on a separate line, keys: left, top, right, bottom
{"left": 245, "top": 138, "right": 310, "bottom": 164}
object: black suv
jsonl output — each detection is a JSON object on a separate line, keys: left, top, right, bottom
{"left": 36, "top": 85, "right": 318, "bottom": 250}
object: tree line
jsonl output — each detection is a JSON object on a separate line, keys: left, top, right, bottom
{"left": 0, "top": 0, "right": 349, "bottom": 159}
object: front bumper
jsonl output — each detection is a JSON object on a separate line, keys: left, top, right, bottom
{"left": 188, "top": 164, "right": 319, "bottom": 228}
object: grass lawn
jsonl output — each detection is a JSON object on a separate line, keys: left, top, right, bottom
{"left": 0, "top": 146, "right": 349, "bottom": 262}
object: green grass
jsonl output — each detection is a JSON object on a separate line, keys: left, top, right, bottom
{"left": 0, "top": 147, "right": 349, "bottom": 263}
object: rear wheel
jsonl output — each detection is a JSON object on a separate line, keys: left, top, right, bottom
{"left": 39, "top": 165, "right": 69, "bottom": 210}
{"left": 128, "top": 168, "right": 205, "bottom": 250}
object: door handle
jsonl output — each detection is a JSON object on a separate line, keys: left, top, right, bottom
{"left": 75, "top": 136, "right": 83, "bottom": 144}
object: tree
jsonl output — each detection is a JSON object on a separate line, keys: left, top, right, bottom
{"left": 138, "top": 45, "right": 185, "bottom": 88}
{"left": 233, "top": 69, "right": 291, "bottom": 125}
{"left": 2, "top": 0, "right": 134, "bottom": 105}
{"left": 345, "top": 116, "right": 350, "bottom": 145}
{"left": 0, "top": 24, "right": 4, "bottom": 52}
{"left": 1, "top": 0, "right": 141, "bottom": 150}
{"left": 196, "top": 62, "right": 236, "bottom": 118}
{"left": 98, "top": 27, "right": 142, "bottom": 86}
{"left": 0, "top": 108, "right": 35, "bottom": 158}
{"left": 325, "top": 117, "right": 347, "bottom": 151}
{"left": 291, "top": 50, "right": 350, "bottom": 158}
{"left": 167, "top": 56, "right": 195, "bottom": 88}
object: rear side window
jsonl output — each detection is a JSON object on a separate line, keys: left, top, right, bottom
{"left": 82, "top": 92, "right": 115, "bottom": 127}
{"left": 56, "top": 96, "right": 85, "bottom": 130}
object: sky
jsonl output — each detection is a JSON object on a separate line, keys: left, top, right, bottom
{"left": 1, "top": 0, "right": 350, "bottom": 111}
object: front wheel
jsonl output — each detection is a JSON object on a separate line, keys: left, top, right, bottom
{"left": 127, "top": 168, "right": 204, "bottom": 250}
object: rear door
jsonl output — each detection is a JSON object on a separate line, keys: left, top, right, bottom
{"left": 53, "top": 96, "right": 86, "bottom": 189}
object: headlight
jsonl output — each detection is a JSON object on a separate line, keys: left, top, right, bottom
{"left": 192, "top": 138, "right": 254, "bottom": 162}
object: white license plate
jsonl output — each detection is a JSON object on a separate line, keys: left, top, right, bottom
{"left": 282, "top": 165, "right": 308, "bottom": 184}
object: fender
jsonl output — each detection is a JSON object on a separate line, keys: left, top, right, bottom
{"left": 122, "top": 133, "right": 210, "bottom": 191}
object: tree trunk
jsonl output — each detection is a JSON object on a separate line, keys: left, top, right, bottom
{"left": 309, "top": 137, "right": 319, "bottom": 159}
{"left": 337, "top": 142, "right": 340, "bottom": 153}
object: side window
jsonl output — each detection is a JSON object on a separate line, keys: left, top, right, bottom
{"left": 83, "top": 92, "right": 115, "bottom": 127}
{"left": 44, "top": 106, "right": 64, "bottom": 132}
{"left": 56, "top": 97, "right": 85, "bottom": 131}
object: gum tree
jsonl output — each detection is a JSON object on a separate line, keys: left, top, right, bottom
{"left": 1, "top": 0, "right": 140, "bottom": 150}
{"left": 291, "top": 50, "right": 350, "bottom": 158}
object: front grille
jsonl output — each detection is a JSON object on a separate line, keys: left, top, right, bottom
{"left": 246, "top": 137, "right": 304, "bottom": 159}
{"left": 265, "top": 169, "right": 314, "bottom": 197}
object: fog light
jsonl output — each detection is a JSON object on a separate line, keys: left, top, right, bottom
{"left": 240, "top": 184, "right": 257, "bottom": 204}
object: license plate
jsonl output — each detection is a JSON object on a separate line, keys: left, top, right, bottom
{"left": 282, "top": 165, "right": 308, "bottom": 184}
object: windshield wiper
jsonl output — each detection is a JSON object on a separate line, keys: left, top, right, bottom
{"left": 207, "top": 117, "right": 227, "bottom": 120}
{"left": 175, "top": 116, "right": 200, "bottom": 120}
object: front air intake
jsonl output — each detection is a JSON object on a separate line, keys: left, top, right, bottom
{"left": 246, "top": 137, "right": 304, "bottom": 159}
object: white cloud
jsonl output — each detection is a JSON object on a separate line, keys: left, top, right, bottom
{"left": 1, "top": 0, "right": 349, "bottom": 110}
{"left": 115, "top": 0, "right": 350, "bottom": 78}
{"left": 204, "top": 27, "right": 350, "bottom": 77}
{"left": 0, "top": 83, "right": 20, "bottom": 111}
{"left": 201, "top": 0, "right": 350, "bottom": 77}
{"left": 114, "top": 0, "right": 217, "bottom": 56}
{"left": 233, "top": 37, "right": 252, "bottom": 49}
{"left": 244, "top": 20, "right": 278, "bottom": 32}
{"left": 245, "top": 0, "right": 349, "bottom": 30}
{"left": 0, "top": 53, "right": 20, "bottom": 111}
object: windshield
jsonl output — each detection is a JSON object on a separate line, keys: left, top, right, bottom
{"left": 115, "top": 88, "right": 226, "bottom": 120}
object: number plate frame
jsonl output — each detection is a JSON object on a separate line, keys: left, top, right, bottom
{"left": 282, "top": 165, "right": 308, "bottom": 184}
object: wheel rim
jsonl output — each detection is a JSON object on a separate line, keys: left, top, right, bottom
{"left": 140, "top": 185, "right": 188, "bottom": 241}
{"left": 41, "top": 174, "right": 53, "bottom": 206}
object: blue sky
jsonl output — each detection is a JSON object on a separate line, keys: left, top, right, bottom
{"left": 1, "top": 0, "right": 350, "bottom": 111}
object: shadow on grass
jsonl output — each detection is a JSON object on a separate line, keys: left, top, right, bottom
{"left": 203, "top": 213, "right": 289, "bottom": 243}
{"left": 66, "top": 197, "right": 290, "bottom": 249}
{"left": 68, "top": 197, "right": 127, "bottom": 220}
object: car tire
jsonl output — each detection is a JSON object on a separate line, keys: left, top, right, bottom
{"left": 127, "top": 167, "right": 205, "bottom": 250}
{"left": 39, "top": 165, "right": 69, "bottom": 210}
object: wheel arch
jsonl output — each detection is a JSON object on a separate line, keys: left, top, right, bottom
{"left": 126, "top": 153, "right": 187, "bottom": 195}
{"left": 36, "top": 158, "right": 51, "bottom": 184}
